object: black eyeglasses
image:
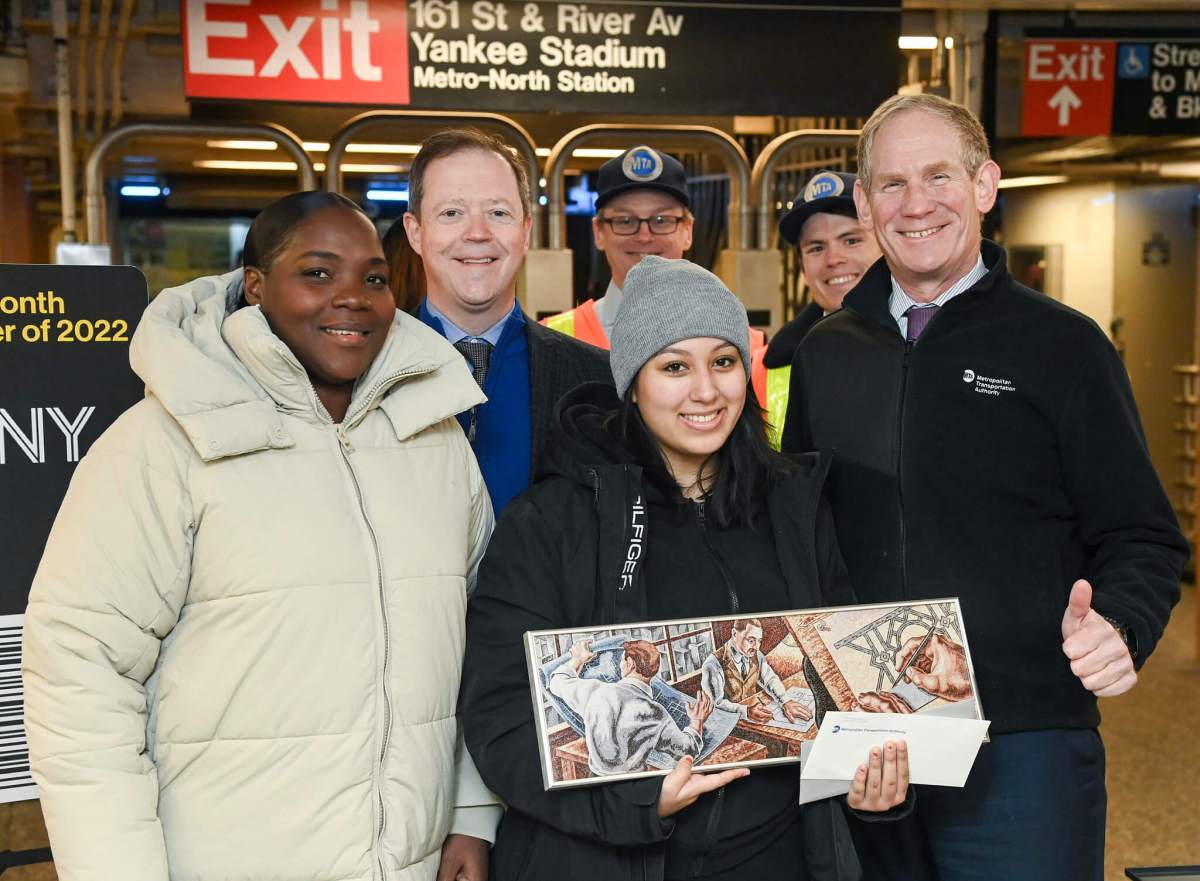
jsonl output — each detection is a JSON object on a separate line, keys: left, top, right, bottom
{"left": 598, "top": 214, "right": 686, "bottom": 236}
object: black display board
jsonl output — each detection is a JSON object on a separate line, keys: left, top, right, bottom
{"left": 1111, "top": 39, "right": 1200, "bottom": 135}
{"left": 1023, "top": 30, "right": 1200, "bottom": 136}
{"left": 0, "top": 265, "right": 146, "bottom": 803}
{"left": 402, "top": 0, "right": 901, "bottom": 116}
{"left": 0, "top": 265, "right": 147, "bottom": 617}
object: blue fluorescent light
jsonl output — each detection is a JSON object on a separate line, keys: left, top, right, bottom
{"left": 365, "top": 188, "right": 409, "bottom": 202}
{"left": 120, "top": 184, "right": 163, "bottom": 198}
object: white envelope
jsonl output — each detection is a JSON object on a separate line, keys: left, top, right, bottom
{"left": 800, "top": 712, "right": 990, "bottom": 788}
{"left": 797, "top": 738, "right": 852, "bottom": 804}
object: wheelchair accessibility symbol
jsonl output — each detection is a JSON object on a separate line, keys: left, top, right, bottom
{"left": 1119, "top": 44, "right": 1149, "bottom": 78}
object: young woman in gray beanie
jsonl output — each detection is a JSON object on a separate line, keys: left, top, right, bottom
{"left": 462, "top": 256, "right": 909, "bottom": 881}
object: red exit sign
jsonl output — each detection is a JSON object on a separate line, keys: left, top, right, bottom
{"left": 182, "top": 0, "right": 411, "bottom": 105}
{"left": 1021, "top": 39, "right": 1116, "bottom": 136}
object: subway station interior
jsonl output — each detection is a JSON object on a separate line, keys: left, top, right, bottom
{"left": 1, "top": 1, "right": 1198, "bottom": 878}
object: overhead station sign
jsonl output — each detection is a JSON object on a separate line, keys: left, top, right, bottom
{"left": 1021, "top": 40, "right": 1115, "bottom": 136}
{"left": 1022, "top": 36, "right": 1200, "bottom": 136}
{"left": 182, "top": 0, "right": 412, "bottom": 104}
{"left": 182, "top": 0, "right": 901, "bottom": 116}
{"left": 1112, "top": 40, "right": 1200, "bottom": 134}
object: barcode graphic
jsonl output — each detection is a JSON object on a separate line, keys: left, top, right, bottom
{"left": 0, "top": 617, "right": 38, "bottom": 803}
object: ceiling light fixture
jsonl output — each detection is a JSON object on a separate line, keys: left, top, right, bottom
{"left": 204, "top": 139, "right": 278, "bottom": 151}
{"left": 997, "top": 175, "right": 1070, "bottom": 189}
{"left": 1159, "top": 162, "right": 1200, "bottom": 177}
{"left": 898, "top": 35, "right": 939, "bottom": 50}
{"left": 365, "top": 189, "right": 410, "bottom": 202}
{"left": 194, "top": 159, "right": 299, "bottom": 171}
{"left": 119, "top": 184, "right": 165, "bottom": 197}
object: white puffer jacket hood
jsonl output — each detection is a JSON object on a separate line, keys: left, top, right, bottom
{"left": 23, "top": 270, "right": 497, "bottom": 881}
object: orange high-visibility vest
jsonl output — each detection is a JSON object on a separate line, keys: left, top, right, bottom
{"left": 540, "top": 299, "right": 610, "bottom": 348}
{"left": 543, "top": 303, "right": 788, "bottom": 449}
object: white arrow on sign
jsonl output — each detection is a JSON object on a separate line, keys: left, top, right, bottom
{"left": 1048, "top": 83, "right": 1082, "bottom": 126}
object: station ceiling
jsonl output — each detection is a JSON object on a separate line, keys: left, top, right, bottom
{"left": 2, "top": 2, "right": 1198, "bottom": 220}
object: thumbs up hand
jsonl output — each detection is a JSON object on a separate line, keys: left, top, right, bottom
{"left": 1061, "top": 579, "right": 1137, "bottom": 697}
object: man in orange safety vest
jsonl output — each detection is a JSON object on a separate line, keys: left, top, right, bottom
{"left": 542, "top": 145, "right": 778, "bottom": 439}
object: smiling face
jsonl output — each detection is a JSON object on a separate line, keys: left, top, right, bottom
{"left": 854, "top": 110, "right": 1000, "bottom": 301}
{"left": 403, "top": 147, "right": 531, "bottom": 335}
{"left": 632, "top": 337, "right": 746, "bottom": 491}
{"left": 243, "top": 206, "right": 395, "bottom": 423}
{"left": 798, "top": 212, "right": 882, "bottom": 311}
{"left": 594, "top": 190, "right": 694, "bottom": 288}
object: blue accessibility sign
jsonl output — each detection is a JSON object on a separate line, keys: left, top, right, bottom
{"left": 1118, "top": 44, "right": 1150, "bottom": 79}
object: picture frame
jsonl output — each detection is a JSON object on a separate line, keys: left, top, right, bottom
{"left": 524, "top": 598, "right": 984, "bottom": 790}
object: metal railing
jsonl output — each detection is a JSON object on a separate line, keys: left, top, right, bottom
{"left": 750, "top": 129, "right": 860, "bottom": 249}
{"left": 84, "top": 121, "right": 314, "bottom": 244}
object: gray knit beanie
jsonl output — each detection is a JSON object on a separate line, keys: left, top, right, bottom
{"left": 609, "top": 256, "right": 752, "bottom": 398}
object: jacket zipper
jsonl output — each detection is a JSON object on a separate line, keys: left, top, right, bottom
{"left": 896, "top": 341, "right": 913, "bottom": 597}
{"left": 345, "top": 365, "right": 435, "bottom": 427}
{"left": 691, "top": 499, "right": 736, "bottom": 879}
{"left": 333, "top": 428, "right": 392, "bottom": 880}
{"left": 310, "top": 366, "right": 406, "bottom": 881}
{"left": 285, "top": 359, "right": 436, "bottom": 881}
{"left": 696, "top": 501, "right": 740, "bottom": 614}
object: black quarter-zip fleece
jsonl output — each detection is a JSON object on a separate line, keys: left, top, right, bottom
{"left": 783, "top": 240, "right": 1187, "bottom": 735}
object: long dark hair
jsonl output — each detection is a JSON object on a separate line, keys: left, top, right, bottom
{"left": 242, "top": 191, "right": 368, "bottom": 274}
{"left": 612, "top": 381, "right": 794, "bottom": 528}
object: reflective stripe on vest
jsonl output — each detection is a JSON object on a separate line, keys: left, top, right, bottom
{"left": 543, "top": 310, "right": 576, "bottom": 337}
{"left": 765, "top": 365, "right": 791, "bottom": 451}
{"left": 541, "top": 299, "right": 610, "bottom": 349}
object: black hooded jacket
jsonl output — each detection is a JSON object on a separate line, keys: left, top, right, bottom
{"left": 764, "top": 302, "right": 826, "bottom": 370}
{"left": 461, "top": 382, "right": 870, "bottom": 881}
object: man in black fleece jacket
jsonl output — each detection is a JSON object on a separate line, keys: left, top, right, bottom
{"left": 782, "top": 94, "right": 1186, "bottom": 881}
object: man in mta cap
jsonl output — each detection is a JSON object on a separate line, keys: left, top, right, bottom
{"left": 542, "top": 145, "right": 696, "bottom": 348}
{"left": 544, "top": 146, "right": 778, "bottom": 444}
{"left": 750, "top": 170, "right": 881, "bottom": 445}
{"left": 763, "top": 170, "right": 881, "bottom": 375}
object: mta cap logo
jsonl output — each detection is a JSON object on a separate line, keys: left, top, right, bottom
{"left": 622, "top": 146, "right": 664, "bottom": 182}
{"left": 804, "top": 171, "right": 846, "bottom": 203}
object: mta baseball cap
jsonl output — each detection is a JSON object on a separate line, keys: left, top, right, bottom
{"left": 778, "top": 170, "right": 859, "bottom": 245}
{"left": 595, "top": 146, "right": 690, "bottom": 210}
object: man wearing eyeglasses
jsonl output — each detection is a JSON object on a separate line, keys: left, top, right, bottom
{"left": 544, "top": 147, "right": 786, "bottom": 444}
{"left": 542, "top": 146, "right": 696, "bottom": 348}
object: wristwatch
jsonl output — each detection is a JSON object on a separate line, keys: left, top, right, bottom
{"left": 1102, "top": 616, "right": 1138, "bottom": 661}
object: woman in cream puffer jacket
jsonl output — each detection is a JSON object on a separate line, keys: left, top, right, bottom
{"left": 22, "top": 193, "right": 497, "bottom": 881}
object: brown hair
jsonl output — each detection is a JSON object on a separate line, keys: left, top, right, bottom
{"left": 380, "top": 218, "right": 425, "bottom": 313}
{"left": 857, "top": 93, "right": 991, "bottom": 190}
{"left": 406, "top": 128, "right": 532, "bottom": 220}
{"left": 623, "top": 640, "right": 661, "bottom": 678}
{"left": 732, "top": 618, "right": 763, "bottom": 634}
